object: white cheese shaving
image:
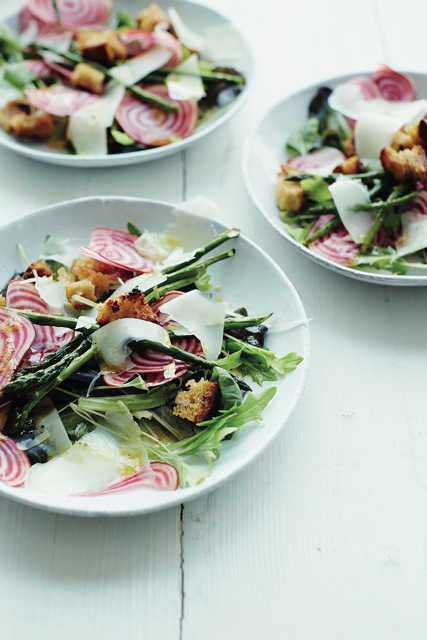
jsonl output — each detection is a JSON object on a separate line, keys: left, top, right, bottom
{"left": 166, "top": 53, "right": 205, "bottom": 101}
{"left": 396, "top": 209, "right": 427, "bottom": 256}
{"left": 110, "top": 47, "right": 171, "bottom": 86}
{"left": 354, "top": 113, "right": 403, "bottom": 160}
{"left": 76, "top": 315, "right": 99, "bottom": 330}
{"left": 328, "top": 179, "right": 374, "bottom": 244}
{"left": 91, "top": 318, "right": 171, "bottom": 368}
{"left": 68, "top": 80, "right": 125, "bottom": 156}
{"left": 202, "top": 24, "right": 246, "bottom": 63}
{"left": 111, "top": 272, "right": 167, "bottom": 298}
{"left": 329, "top": 83, "right": 427, "bottom": 124}
{"left": 135, "top": 231, "right": 181, "bottom": 262}
{"left": 34, "top": 276, "right": 67, "bottom": 311}
{"left": 167, "top": 8, "right": 204, "bottom": 52}
{"left": 159, "top": 289, "right": 225, "bottom": 359}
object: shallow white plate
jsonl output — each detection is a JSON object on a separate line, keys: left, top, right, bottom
{"left": 243, "top": 71, "right": 427, "bottom": 286}
{"left": 0, "top": 0, "right": 253, "bottom": 167}
{"left": 0, "top": 196, "right": 310, "bottom": 516}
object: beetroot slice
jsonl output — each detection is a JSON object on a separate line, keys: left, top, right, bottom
{"left": 6, "top": 280, "right": 73, "bottom": 366}
{"left": 0, "top": 308, "right": 35, "bottom": 389}
{"left": 153, "top": 31, "right": 183, "bottom": 68}
{"left": 80, "top": 227, "right": 155, "bottom": 274}
{"left": 103, "top": 335, "right": 203, "bottom": 388}
{"left": 116, "top": 85, "right": 198, "bottom": 146}
{"left": 27, "top": 0, "right": 112, "bottom": 29}
{"left": 26, "top": 86, "right": 99, "bottom": 117}
{"left": 308, "top": 218, "right": 360, "bottom": 266}
{"left": 372, "top": 66, "right": 417, "bottom": 102}
{"left": 82, "top": 462, "right": 179, "bottom": 495}
{"left": 346, "top": 75, "right": 381, "bottom": 100}
{"left": 287, "top": 147, "right": 345, "bottom": 172}
{"left": 0, "top": 435, "right": 31, "bottom": 487}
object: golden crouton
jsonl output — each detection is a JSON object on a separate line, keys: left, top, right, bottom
{"left": 65, "top": 280, "right": 97, "bottom": 310}
{"left": 343, "top": 136, "right": 356, "bottom": 157}
{"left": 391, "top": 123, "right": 422, "bottom": 150}
{"left": 96, "top": 288, "right": 159, "bottom": 325}
{"left": 0, "top": 99, "right": 55, "bottom": 140}
{"left": 173, "top": 378, "right": 219, "bottom": 424}
{"left": 276, "top": 179, "right": 305, "bottom": 212}
{"left": 417, "top": 119, "right": 427, "bottom": 148}
{"left": 76, "top": 30, "right": 128, "bottom": 65}
{"left": 380, "top": 144, "right": 427, "bottom": 185}
{"left": 137, "top": 3, "right": 169, "bottom": 31}
{"left": 71, "top": 257, "right": 118, "bottom": 276}
{"left": 333, "top": 155, "right": 363, "bottom": 175}
{"left": 23, "top": 259, "right": 53, "bottom": 279}
{"left": 71, "top": 63, "right": 105, "bottom": 95}
{"left": 0, "top": 294, "right": 5, "bottom": 308}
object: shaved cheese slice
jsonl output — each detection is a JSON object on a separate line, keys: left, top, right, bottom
{"left": 91, "top": 319, "right": 171, "bottom": 368}
{"left": 166, "top": 54, "right": 205, "bottom": 101}
{"left": 329, "top": 179, "right": 374, "bottom": 244}
{"left": 167, "top": 197, "right": 219, "bottom": 251}
{"left": 202, "top": 24, "right": 247, "bottom": 63}
{"left": 354, "top": 113, "right": 402, "bottom": 160}
{"left": 396, "top": 211, "right": 427, "bottom": 256}
{"left": 159, "top": 289, "right": 225, "bottom": 359}
{"left": 34, "top": 277, "right": 66, "bottom": 311}
{"left": 68, "top": 80, "right": 125, "bottom": 155}
{"left": 329, "top": 83, "right": 427, "bottom": 124}
{"left": 168, "top": 8, "right": 204, "bottom": 52}
{"left": 110, "top": 46, "right": 171, "bottom": 86}
{"left": 26, "top": 429, "right": 123, "bottom": 495}
{"left": 135, "top": 231, "right": 181, "bottom": 262}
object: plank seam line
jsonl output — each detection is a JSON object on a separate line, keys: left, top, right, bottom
{"left": 179, "top": 503, "right": 185, "bottom": 640}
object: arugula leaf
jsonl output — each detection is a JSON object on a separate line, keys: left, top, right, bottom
{"left": 0, "top": 25, "right": 23, "bottom": 64}
{"left": 286, "top": 117, "right": 319, "bottom": 157}
{"left": 224, "top": 334, "right": 303, "bottom": 384}
{"left": 351, "top": 247, "right": 427, "bottom": 275}
{"left": 214, "top": 367, "right": 243, "bottom": 410}
{"left": 127, "top": 221, "right": 143, "bottom": 237}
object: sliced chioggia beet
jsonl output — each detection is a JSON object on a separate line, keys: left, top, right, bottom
{"left": 308, "top": 219, "right": 360, "bottom": 266}
{"left": 82, "top": 462, "right": 179, "bottom": 495}
{"left": 80, "top": 227, "right": 155, "bottom": 273}
{"left": 329, "top": 179, "right": 374, "bottom": 244}
{"left": 166, "top": 54, "right": 206, "bottom": 101}
{"left": 396, "top": 192, "right": 427, "bottom": 256}
{"left": 68, "top": 81, "right": 125, "bottom": 156}
{"left": 159, "top": 289, "right": 225, "bottom": 359}
{"left": 115, "top": 85, "right": 198, "bottom": 146}
{"left": 27, "top": 0, "right": 112, "bottom": 29}
{"left": 287, "top": 148, "right": 345, "bottom": 175}
{"left": 354, "top": 112, "right": 403, "bottom": 160}
{"left": 372, "top": 66, "right": 417, "bottom": 101}
{"left": 91, "top": 318, "right": 172, "bottom": 368}
{"left": 0, "top": 435, "right": 31, "bottom": 487}
{"left": 26, "top": 85, "right": 99, "bottom": 117}
{"left": 0, "top": 308, "right": 35, "bottom": 389}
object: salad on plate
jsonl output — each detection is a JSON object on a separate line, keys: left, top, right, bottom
{"left": 0, "top": 0, "right": 246, "bottom": 157}
{"left": 0, "top": 200, "right": 303, "bottom": 499}
{"left": 276, "top": 66, "right": 427, "bottom": 275}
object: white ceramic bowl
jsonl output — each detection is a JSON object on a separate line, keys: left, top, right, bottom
{"left": 0, "top": 0, "right": 253, "bottom": 167}
{"left": 243, "top": 71, "right": 427, "bottom": 286}
{"left": 0, "top": 196, "right": 310, "bottom": 516}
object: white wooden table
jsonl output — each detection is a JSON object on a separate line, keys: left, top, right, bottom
{"left": 1, "top": 1, "right": 427, "bottom": 638}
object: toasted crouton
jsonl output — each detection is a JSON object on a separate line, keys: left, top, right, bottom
{"left": 137, "top": 3, "right": 169, "bottom": 31}
{"left": 417, "top": 118, "right": 427, "bottom": 148}
{"left": 0, "top": 294, "right": 5, "bottom": 308}
{"left": 76, "top": 30, "right": 128, "bottom": 65}
{"left": 0, "top": 99, "right": 55, "bottom": 140}
{"left": 380, "top": 144, "right": 427, "bottom": 185}
{"left": 333, "top": 155, "right": 363, "bottom": 175}
{"left": 96, "top": 288, "right": 158, "bottom": 325}
{"left": 23, "top": 259, "right": 53, "bottom": 279}
{"left": 173, "top": 378, "right": 219, "bottom": 423}
{"left": 391, "top": 123, "right": 422, "bottom": 150}
{"left": 65, "top": 280, "right": 97, "bottom": 310}
{"left": 343, "top": 137, "right": 356, "bottom": 157}
{"left": 276, "top": 173, "right": 305, "bottom": 212}
{"left": 71, "top": 63, "right": 105, "bottom": 94}
{"left": 71, "top": 257, "right": 117, "bottom": 276}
